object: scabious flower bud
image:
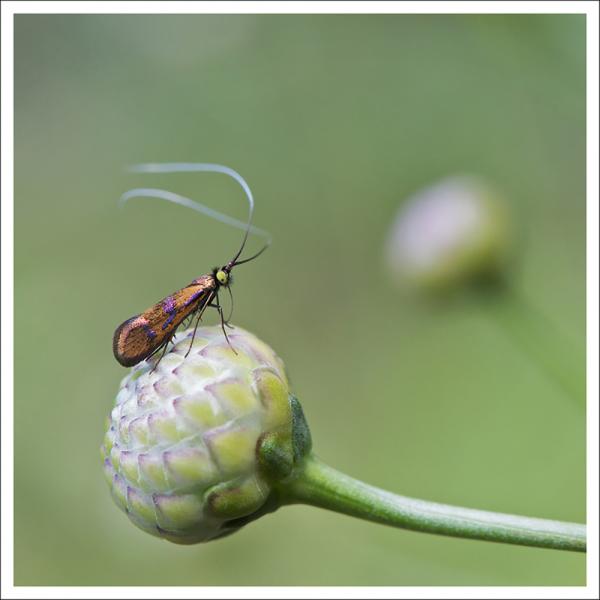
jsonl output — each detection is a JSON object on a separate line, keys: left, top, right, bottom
{"left": 101, "top": 325, "right": 310, "bottom": 544}
{"left": 385, "top": 176, "right": 511, "bottom": 293}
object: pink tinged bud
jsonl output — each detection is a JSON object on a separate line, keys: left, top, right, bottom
{"left": 385, "top": 176, "right": 510, "bottom": 292}
{"left": 102, "top": 325, "right": 300, "bottom": 544}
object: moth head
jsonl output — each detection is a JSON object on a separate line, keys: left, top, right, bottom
{"left": 215, "top": 268, "right": 230, "bottom": 286}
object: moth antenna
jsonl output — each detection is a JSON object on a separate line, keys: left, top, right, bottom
{"left": 119, "top": 187, "right": 270, "bottom": 240}
{"left": 127, "top": 163, "right": 271, "bottom": 263}
{"left": 230, "top": 239, "right": 271, "bottom": 266}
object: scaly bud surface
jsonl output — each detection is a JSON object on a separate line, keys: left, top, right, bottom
{"left": 101, "top": 326, "right": 584, "bottom": 554}
{"left": 101, "top": 325, "right": 308, "bottom": 544}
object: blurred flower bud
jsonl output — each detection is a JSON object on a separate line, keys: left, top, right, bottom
{"left": 385, "top": 176, "right": 511, "bottom": 293}
{"left": 101, "top": 325, "right": 311, "bottom": 544}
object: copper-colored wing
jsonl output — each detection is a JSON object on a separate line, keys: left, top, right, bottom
{"left": 113, "top": 274, "right": 216, "bottom": 366}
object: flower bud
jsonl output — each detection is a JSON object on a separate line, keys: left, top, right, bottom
{"left": 101, "top": 325, "right": 311, "bottom": 544}
{"left": 385, "top": 176, "right": 511, "bottom": 293}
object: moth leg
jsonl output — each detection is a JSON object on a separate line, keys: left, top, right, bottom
{"left": 185, "top": 312, "right": 203, "bottom": 358}
{"left": 185, "top": 294, "right": 213, "bottom": 358}
{"left": 149, "top": 336, "right": 174, "bottom": 372}
{"left": 209, "top": 294, "right": 237, "bottom": 355}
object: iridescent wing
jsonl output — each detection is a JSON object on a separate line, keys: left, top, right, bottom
{"left": 113, "top": 275, "right": 216, "bottom": 366}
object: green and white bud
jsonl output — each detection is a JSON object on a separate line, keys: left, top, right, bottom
{"left": 101, "top": 325, "right": 311, "bottom": 544}
{"left": 385, "top": 176, "right": 511, "bottom": 293}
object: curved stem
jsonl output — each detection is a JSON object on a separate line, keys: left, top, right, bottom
{"left": 282, "top": 455, "right": 586, "bottom": 553}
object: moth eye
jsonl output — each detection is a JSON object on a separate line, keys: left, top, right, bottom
{"left": 216, "top": 270, "right": 229, "bottom": 285}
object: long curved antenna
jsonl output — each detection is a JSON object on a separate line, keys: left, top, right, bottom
{"left": 119, "top": 188, "right": 270, "bottom": 241}
{"left": 128, "top": 163, "right": 267, "bottom": 264}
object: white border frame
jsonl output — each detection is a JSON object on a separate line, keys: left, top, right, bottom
{"left": 1, "top": 2, "right": 598, "bottom": 599}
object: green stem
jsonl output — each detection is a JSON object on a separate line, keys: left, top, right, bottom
{"left": 282, "top": 455, "right": 586, "bottom": 553}
{"left": 478, "top": 281, "right": 586, "bottom": 406}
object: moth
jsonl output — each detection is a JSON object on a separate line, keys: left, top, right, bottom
{"left": 113, "top": 163, "right": 269, "bottom": 368}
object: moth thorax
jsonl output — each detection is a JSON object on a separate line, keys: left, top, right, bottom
{"left": 216, "top": 269, "right": 229, "bottom": 285}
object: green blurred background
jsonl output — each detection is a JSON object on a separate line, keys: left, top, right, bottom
{"left": 14, "top": 14, "right": 586, "bottom": 586}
